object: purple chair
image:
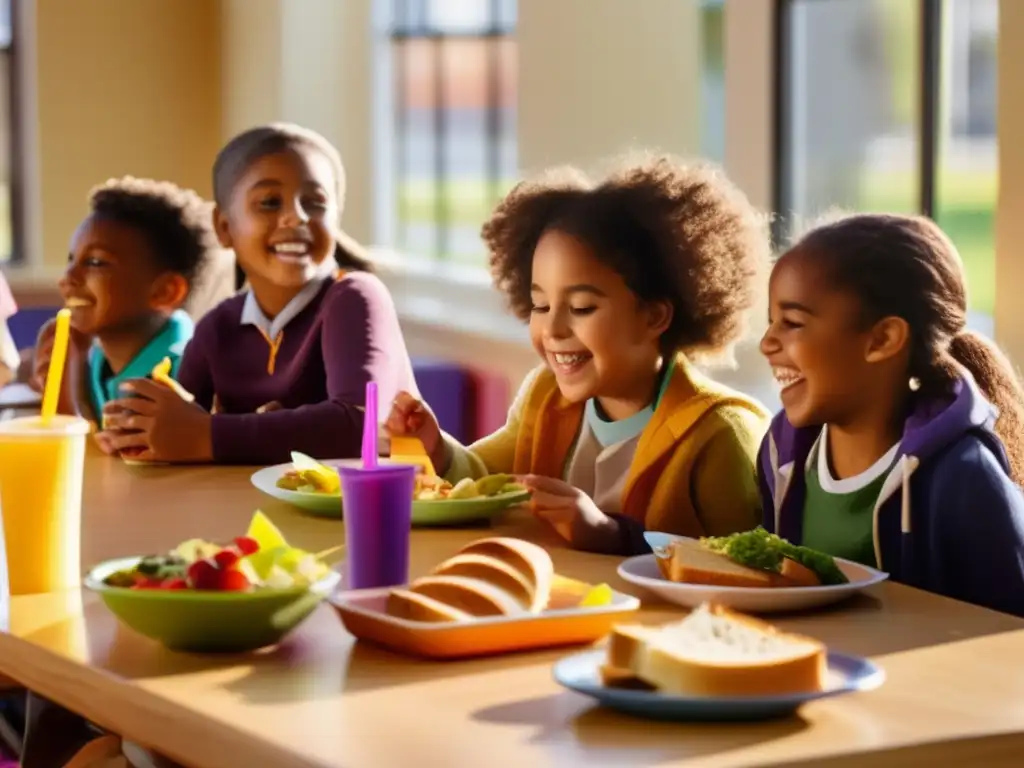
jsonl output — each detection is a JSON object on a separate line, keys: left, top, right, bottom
{"left": 7, "top": 306, "right": 58, "bottom": 350}
{"left": 411, "top": 358, "right": 474, "bottom": 445}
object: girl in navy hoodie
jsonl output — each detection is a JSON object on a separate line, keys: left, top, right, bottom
{"left": 759, "top": 212, "right": 1024, "bottom": 617}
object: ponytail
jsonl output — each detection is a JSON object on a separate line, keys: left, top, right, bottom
{"left": 333, "top": 228, "right": 373, "bottom": 274}
{"left": 948, "top": 330, "right": 1024, "bottom": 485}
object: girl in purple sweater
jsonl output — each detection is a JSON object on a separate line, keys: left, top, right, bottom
{"left": 100, "top": 123, "right": 419, "bottom": 464}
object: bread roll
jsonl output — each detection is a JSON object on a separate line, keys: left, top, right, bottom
{"left": 384, "top": 536, "right": 556, "bottom": 622}
{"left": 432, "top": 553, "right": 534, "bottom": 609}
{"left": 405, "top": 575, "right": 526, "bottom": 617}
{"left": 386, "top": 589, "right": 472, "bottom": 623}
{"left": 455, "top": 537, "right": 554, "bottom": 611}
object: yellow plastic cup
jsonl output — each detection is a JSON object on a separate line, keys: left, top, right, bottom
{"left": 0, "top": 415, "right": 90, "bottom": 595}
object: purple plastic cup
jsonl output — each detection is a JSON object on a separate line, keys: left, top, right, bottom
{"left": 339, "top": 464, "right": 417, "bottom": 589}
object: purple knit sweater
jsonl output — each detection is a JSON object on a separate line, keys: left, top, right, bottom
{"left": 177, "top": 272, "right": 419, "bottom": 464}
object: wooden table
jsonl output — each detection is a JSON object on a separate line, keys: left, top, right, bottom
{"left": 0, "top": 449, "right": 1023, "bottom": 767}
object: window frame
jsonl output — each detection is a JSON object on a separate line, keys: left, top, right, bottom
{"left": 381, "top": 0, "right": 516, "bottom": 265}
{"left": 772, "top": 0, "right": 951, "bottom": 243}
{"left": 1, "top": 0, "right": 23, "bottom": 265}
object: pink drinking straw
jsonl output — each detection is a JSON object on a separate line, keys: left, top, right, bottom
{"left": 362, "top": 381, "right": 379, "bottom": 469}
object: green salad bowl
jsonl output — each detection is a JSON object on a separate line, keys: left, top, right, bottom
{"left": 84, "top": 556, "right": 342, "bottom": 653}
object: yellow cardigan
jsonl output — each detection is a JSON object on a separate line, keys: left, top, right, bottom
{"left": 445, "top": 357, "right": 770, "bottom": 538}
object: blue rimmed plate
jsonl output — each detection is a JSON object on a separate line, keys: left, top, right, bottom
{"left": 552, "top": 649, "right": 885, "bottom": 721}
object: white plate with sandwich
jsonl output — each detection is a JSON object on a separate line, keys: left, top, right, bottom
{"left": 552, "top": 603, "right": 885, "bottom": 721}
{"left": 617, "top": 529, "right": 888, "bottom": 614}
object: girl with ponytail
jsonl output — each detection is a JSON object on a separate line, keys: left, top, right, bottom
{"left": 758, "top": 212, "right": 1024, "bottom": 616}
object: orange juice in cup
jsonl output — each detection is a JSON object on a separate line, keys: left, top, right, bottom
{"left": 0, "top": 414, "right": 90, "bottom": 594}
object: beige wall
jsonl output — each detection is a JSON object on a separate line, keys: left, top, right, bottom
{"left": 996, "top": 0, "right": 1024, "bottom": 366}
{"left": 518, "top": 0, "right": 702, "bottom": 175}
{"left": 220, "top": 0, "right": 374, "bottom": 244}
{"left": 30, "top": 0, "right": 221, "bottom": 273}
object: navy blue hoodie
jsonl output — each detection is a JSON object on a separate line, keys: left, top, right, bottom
{"left": 757, "top": 373, "right": 1024, "bottom": 617}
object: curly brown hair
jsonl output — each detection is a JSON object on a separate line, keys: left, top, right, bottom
{"left": 88, "top": 176, "right": 215, "bottom": 287}
{"left": 482, "top": 154, "right": 770, "bottom": 360}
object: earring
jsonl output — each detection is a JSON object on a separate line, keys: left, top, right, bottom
{"left": 908, "top": 376, "right": 921, "bottom": 392}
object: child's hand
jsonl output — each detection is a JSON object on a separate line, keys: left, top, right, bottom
{"left": 519, "top": 474, "right": 612, "bottom": 547}
{"left": 99, "top": 378, "right": 213, "bottom": 462}
{"left": 385, "top": 391, "right": 445, "bottom": 468}
{"left": 30, "top": 317, "right": 91, "bottom": 393}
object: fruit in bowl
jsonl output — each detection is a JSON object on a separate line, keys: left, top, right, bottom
{"left": 84, "top": 511, "right": 342, "bottom": 653}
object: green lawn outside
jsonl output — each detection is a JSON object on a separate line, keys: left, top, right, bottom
{"left": 398, "top": 169, "right": 997, "bottom": 315}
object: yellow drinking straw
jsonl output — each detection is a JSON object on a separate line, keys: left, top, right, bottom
{"left": 40, "top": 308, "right": 72, "bottom": 425}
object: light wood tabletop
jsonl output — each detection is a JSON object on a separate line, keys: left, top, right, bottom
{"left": 0, "top": 447, "right": 1023, "bottom": 768}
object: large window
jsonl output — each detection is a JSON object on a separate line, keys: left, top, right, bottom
{"left": 776, "top": 0, "right": 998, "bottom": 326}
{"left": 0, "top": 0, "right": 16, "bottom": 264}
{"left": 700, "top": 0, "right": 726, "bottom": 164}
{"left": 376, "top": 0, "right": 517, "bottom": 267}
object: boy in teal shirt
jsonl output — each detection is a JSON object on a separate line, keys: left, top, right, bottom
{"left": 38, "top": 176, "right": 214, "bottom": 424}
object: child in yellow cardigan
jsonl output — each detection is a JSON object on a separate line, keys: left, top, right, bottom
{"left": 387, "top": 155, "right": 772, "bottom": 554}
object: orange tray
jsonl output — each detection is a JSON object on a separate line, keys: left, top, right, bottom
{"left": 329, "top": 586, "right": 641, "bottom": 660}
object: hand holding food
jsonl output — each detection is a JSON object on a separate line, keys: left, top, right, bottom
{"left": 150, "top": 356, "right": 195, "bottom": 403}
{"left": 600, "top": 603, "right": 827, "bottom": 696}
{"left": 652, "top": 528, "right": 849, "bottom": 588}
{"left": 520, "top": 474, "right": 609, "bottom": 544}
{"left": 29, "top": 316, "right": 91, "bottom": 394}
{"left": 384, "top": 391, "right": 446, "bottom": 471}
{"left": 100, "top": 375, "right": 212, "bottom": 463}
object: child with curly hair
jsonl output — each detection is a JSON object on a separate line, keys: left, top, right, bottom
{"left": 387, "top": 155, "right": 772, "bottom": 554}
{"left": 33, "top": 176, "right": 213, "bottom": 430}
{"left": 760, "top": 213, "right": 1024, "bottom": 616}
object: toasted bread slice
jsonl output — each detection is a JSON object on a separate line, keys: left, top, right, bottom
{"left": 599, "top": 664, "right": 654, "bottom": 689}
{"left": 608, "top": 604, "right": 827, "bottom": 697}
{"left": 386, "top": 589, "right": 471, "bottom": 623}
{"left": 655, "top": 538, "right": 782, "bottom": 588}
{"left": 455, "top": 537, "right": 554, "bottom": 610}
{"left": 779, "top": 557, "right": 822, "bottom": 587}
{"left": 408, "top": 575, "right": 526, "bottom": 617}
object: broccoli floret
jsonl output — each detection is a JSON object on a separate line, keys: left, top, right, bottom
{"left": 700, "top": 527, "right": 849, "bottom": 586}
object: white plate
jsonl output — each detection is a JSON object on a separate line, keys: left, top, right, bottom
{"left": 617, "top": 535, "right": 888, "bottom": 614}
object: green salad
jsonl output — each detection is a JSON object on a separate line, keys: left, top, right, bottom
{"left": 701, "top": 527, "right": 849, "bottom": 586}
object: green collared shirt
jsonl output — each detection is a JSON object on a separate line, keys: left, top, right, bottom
{"left": 87, "top": 310, "right": 194, "bottom": 415}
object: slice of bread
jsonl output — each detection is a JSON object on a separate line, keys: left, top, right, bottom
{"left": 405, "top": 575, "right": 526, "bottom": 617}
{"left": 385, "top": 536, "right": 556, "bottom": 623}
{"left": 655, "top": 538, "right": 781, "bottom": 588}
{"left": 386, "top": 589, "right": 472, "bottom": 623}
{"left": 455, "top": 537, "right": 554, "bottom": 611}
{"left": 606, "top": 604, "right": 827, "bottom": 697}
{"left": 432, "top": 553, "right": 535, "bottom": 610}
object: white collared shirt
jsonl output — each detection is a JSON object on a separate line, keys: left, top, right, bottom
{"left": 240, "top": 273, "right": 333, "bottom": 341}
